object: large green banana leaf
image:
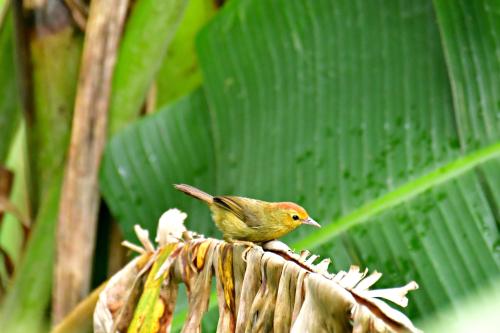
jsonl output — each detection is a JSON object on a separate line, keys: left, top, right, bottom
{"left": 100, "top": 0, "right": 500, "bottom": 324}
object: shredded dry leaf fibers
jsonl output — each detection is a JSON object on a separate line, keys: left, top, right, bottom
{"left": 94, "top": 208, "right": 421, "bottom": 333}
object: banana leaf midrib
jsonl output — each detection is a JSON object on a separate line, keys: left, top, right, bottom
{"left": 294, "top": 141, "right": 500, "bottom": 250}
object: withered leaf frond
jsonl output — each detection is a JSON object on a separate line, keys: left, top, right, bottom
{"left": 94, "top": 209, "right": 421, "bottom": 333}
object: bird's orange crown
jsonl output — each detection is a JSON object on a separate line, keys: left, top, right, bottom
{"left": 276, "top": 202, "right": 309, "bottom": 219}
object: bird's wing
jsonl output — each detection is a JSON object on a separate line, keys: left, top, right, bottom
{"left": 213, "top": 196, "right": 246, "bottom": 221}
{"left": 213, "top": 196, "right": 265, "bottom": 228}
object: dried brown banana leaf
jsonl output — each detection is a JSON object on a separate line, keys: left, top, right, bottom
{"left": 94, "top": 209, "right": 421, "bottom": 333}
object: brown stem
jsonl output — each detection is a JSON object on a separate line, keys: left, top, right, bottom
{"left": 63, "top": 0, "right": 88, "bottom": 31}
{"left": 107, "top": 219, "right": 128, "bottom": 276}
{"left": 52, "top": 0, "right": 129, "bottom": 323}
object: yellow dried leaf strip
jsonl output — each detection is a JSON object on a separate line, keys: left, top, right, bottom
{"left": 127, "top": 244, "right": 177, "bottom": 333}
{"left": 158, "top": 280, "right": 178, "bottom": 332}
{"left": 135, "top": 252, "right": 153, "bottom": 270}
{"left": 217, "top": 243, "right": 235, "bottom": 313}
{"left": 186, "top": 242, "right": 199, "bottom": 273}
{"left": 195, "top": 240, "right": 211, "bottom": 270}
{"left": 109, "top": 254, "right": 156, "bottom": 332}
{"left": 151, "top": 299, "right": 165, "bottom": 332}
{"left": 180, "top": 243, "right": 193, "bottom": 292}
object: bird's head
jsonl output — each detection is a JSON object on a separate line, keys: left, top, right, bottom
{"left": 274, "top": 202, "right": 321, "bottom": 229}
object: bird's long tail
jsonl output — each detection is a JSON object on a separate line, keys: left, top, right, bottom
{"left": 174, "top": 184, "right": 214, "bottom": 204}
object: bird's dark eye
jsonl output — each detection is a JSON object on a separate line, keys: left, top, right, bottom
{"left": 292, "top": 215, "right": 300, "bottom": 221}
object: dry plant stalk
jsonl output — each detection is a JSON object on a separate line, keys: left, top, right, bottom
{"left": 53, "top": 0, "right": 129, "bottom": 322}
{"left": 94, "top": 209, "right": 421, "bottom": 333}
{"left": 63, "top": 0, "right": 88, "bottom": 30}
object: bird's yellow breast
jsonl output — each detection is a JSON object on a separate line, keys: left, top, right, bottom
{"left": 210, "top": 206, "right": 296, "bottom": 242}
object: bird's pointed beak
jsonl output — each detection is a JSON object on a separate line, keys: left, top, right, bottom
{"left": 302, "top": 217, "right": 321, "bottom": 228}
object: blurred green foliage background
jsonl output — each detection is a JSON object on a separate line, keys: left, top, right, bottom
{"left": 0, "top": 0, "right": 498, "bottom": 332}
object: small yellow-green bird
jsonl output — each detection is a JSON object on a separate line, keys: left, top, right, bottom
{"left": 174, "top": 184, "right": 320, "bottom": 242}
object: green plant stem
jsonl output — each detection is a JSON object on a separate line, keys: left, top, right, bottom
{"left": 0, "top": 1, "right": 82, "bottom": 330}
{"left": 0, "top": 7, "right": 20, "bottom": 162}
{"left": 0, "top": 179, "right": 61, "bottom": 333}
{"left": 108, "top": 0, "right": 189, "bottom": 135}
